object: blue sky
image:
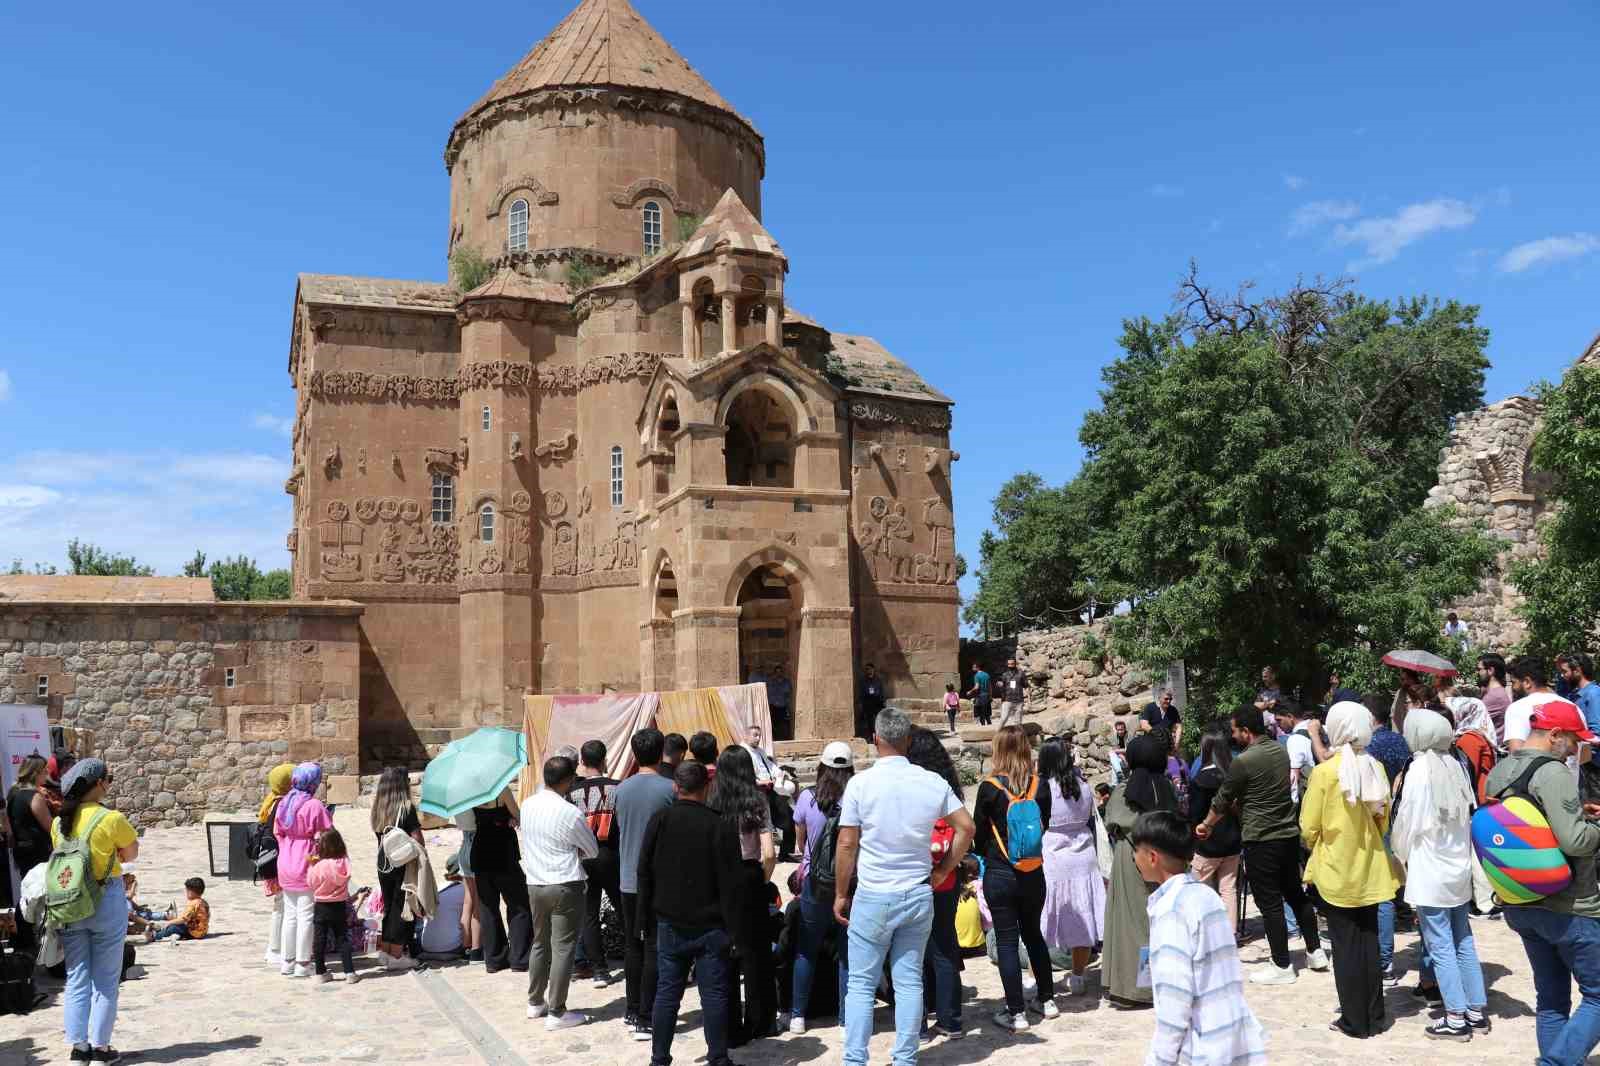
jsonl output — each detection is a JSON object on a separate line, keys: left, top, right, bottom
{"left": 2, "top": 1, "right": 1596, "bottom": 608}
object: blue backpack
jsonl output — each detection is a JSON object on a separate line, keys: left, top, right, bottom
{"left": 987, "top": 775, "right": 1044, "bottom": 873}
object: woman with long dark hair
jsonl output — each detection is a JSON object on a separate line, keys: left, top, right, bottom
{"left": 1103, "top": 730, "right": 1178, "bottom": 1007}
{"left": 1188, "top": 724, "right": 1242, "bottom": 936}
{"left": 710, "top": 745, "right": 777, "bottom": 1043}
{"left": 1037, "top": 736, "right": 1105, "bottom": 995}
{"left": 53, "top": 759, "right": 138, "bottom": 1063}
{"left": 788, "top": 742, "right": 854, "bottom": 1032}
{"left": 976, "top": 725, "right": 1056, "bottom": 1031}
{"left": 906, "top": 727, "right": 966, "bottom": 1038}
{"left": 369, "top": 766, "right": 424, "bottom": 971}
{"left": 275, "top": 762, "right": 332, "bottom": 978}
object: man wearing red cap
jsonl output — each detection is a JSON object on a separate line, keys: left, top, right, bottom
{"left": 1485, "top": 699, "right": 1600, "bottom": 1064}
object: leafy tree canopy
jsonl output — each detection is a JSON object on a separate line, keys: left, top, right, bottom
{"left": 66, "top": 539, "right": 155, "bottom": 577}
{"left": 1512, "top": 362, "right": 1600, "bottom": 656}
{"left": 969, "top": 267, "right": 1499, "bottom": 708}
{"left": 203, "top": 554, "right": 292, "bottom": 601}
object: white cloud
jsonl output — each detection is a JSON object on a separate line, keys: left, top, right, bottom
{"left": 1288, "top": 199, "right": 1361, "bottom": 236}
{"left": 1332, "top": 198, "right": 1477, "bottom": 265}
{"left": 252, "top": 412, "right": 294, "bottom": 437}
{"left": 1283, "top": 174, "right": 1307, "bottom": 191}
{"left": 0, "top": 370, "right": 11, "bottom": 402}
{"left": 1498, "top": 233, "right": 1600, "bottom": 274}
{"left": 2, "top": 450, "right": 292, "bottom": 574}
{"left": 1149, "top": 183, "right": 1184, "bottom": 198}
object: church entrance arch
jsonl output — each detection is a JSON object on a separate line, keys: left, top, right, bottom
{"left": 736, "top": 562, "right": 802, "bottom": 740}
{"left": 722, "top": 382, "right": 798, "bottom": 488}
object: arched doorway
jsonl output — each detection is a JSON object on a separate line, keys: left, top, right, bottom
{"left": 642, "top": 554, "right": 680, "bottom": 691}
{"left": 724, "top": 387, "right": 795, "bottom": 488}
{"left": 736, "top": 563, "right": 802, "bottom": 740}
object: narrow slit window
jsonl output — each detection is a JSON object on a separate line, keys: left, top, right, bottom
{"left": 507, "top": 198, "right": 529, "bottom": 253}
{"left": 610, "top": 445, "right": 624, "bottom": 507}
{"left": 225, "top": 667, "right": 237, "bottom": 689}
{"left": 480, "top": 503, "right": 496, "bottom": 543}
{"left": 431, "top": 473, "right": 454, "bottom": 524}
{"left": 36, "top": 675, "right": 49, "bottom": 700}
{"left": 642, "top": 201, "right": 662, "bottom": 256}
{"left": 482, "top": 405, "right": 492, "bottom": 432}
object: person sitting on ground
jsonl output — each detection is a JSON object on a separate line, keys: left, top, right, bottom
{"left": 148, "top": 878, "right": 210, "bottom": 944}
{"left": 122, "top": 874, "right": 166, "bottom": 933}
{"left": 419, "top": 852, "right": 467, "bottom": 961}
{"left": 1132, "top": 810, "right": 1266, "bottom": 1066}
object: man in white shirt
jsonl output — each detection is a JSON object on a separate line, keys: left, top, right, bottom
{"left": 519, "top": 755, "right": 599, "bottom": 1031}
{"left": 746, "top": 725, "right": 796, "bottom": 861}
{"left": 834, "top": 707, "right": 975, "bottom": 1065}
{"left": 1505, "top": 655, "right": 1564, "bottom": 752}
{"left": 1444, "top": 611, "right": 1470, "bottom": 643}
{"left": 1274, "top": 703, "right": 1322, "bottom": 803}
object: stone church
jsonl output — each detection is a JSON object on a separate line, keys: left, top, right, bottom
{"left": 284, "top": 0, "right": 959, "bottom": 761}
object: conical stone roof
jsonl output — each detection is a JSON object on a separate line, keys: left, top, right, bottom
{"left": 455, "top": 0, "right": 755, "bottom": 133}
{"left": 676, "top": 188, "right": 784, "bottom": 262}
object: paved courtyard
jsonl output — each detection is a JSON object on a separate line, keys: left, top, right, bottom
{"left": 4, "top": 807, "right": 1543, "bottom": 1065}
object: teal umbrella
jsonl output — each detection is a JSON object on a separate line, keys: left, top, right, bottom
{"left": 420, "top": 727, "right": 528, "bottom": 818}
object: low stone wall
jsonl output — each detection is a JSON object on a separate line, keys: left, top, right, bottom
{"left": 0, "top": 600, "right": 363, "bottom": 828}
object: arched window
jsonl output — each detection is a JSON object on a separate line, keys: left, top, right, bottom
{"left": 479, "top": 503, "right": 495, "bottom": 543}
{"left": 507, "top": 198, "right": 529, "bottom": 253}
{"left": 610, "top": 445, "right": 625, "bottom": 507}
{"left": 430, "top": 473, "right": 454, "bottom": 524}
{"left": 642, "top": 201, "right": 663, "bottom": 256}
{"left": 481, "top": 405, "right": 492, "bottom": 432}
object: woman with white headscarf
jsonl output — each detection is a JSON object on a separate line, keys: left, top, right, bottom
{"left": 1393, "top": 708, "right": 1487, "bottom": 1041}
{"left": 1301, "top": 701, "right": 1400, "bottom": 1039}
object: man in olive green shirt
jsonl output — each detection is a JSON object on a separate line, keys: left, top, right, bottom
{"left": 1487, "top": 701, "right": 1600, "bottom": 1065}
{"left": 1197, "top": 706, "right": 1326, "bottom": 983}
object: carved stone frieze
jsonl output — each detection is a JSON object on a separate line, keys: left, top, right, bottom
{"left": 305, "top": 354, "right": 666, "bottom": 404}
{"left": 542, "top": 569, "right": 640, "bottom": 594}
{"left": 535, "top": 431, "right": 577, "bottom": 463}
{"left": 848, "top": 399, "right": 953, "bottom": 431}
{"left": 858, "top": 493, "right": 956, "bottom": 586}
{"left": 611, "top": 177, "right": 683, "bottom": 209}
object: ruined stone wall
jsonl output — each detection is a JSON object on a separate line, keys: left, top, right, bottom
{"left": 0, "top": 601, "right": 363, "bottom": 828}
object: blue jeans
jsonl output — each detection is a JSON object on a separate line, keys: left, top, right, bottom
{"left": 652, "top": 923, "right": 734, "bottom": 1066}
{"left": 1377, "top": 899, "right": 1393, "bottom": 972}
{"left": 1506, "top": 906, "right": 1600, "bottom": 1066}
{"left": 151, "top": 922, "right": 192, "bottom": 942}
{"left": 1416, "top": 904, "right": 1485, "bottom": 1016}
{"left": 62, "top": 877, "right": 128, "bottom": 1049}
{"left": 844, "top": 885, "right": 933, "bottom": 1066}
{"left": 792, "top": 888, "right": 848, "bottom": 1019}
{"left": 922, "top": 888, "right": 962, "bottom": 1030}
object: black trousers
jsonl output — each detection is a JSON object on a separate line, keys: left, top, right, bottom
{"left": 1242, "top": 837, "right": 1320, "bottom": 968}
{"left": 1320, "top": 900, "right": 1384, "bottom": 1037}
{"left": 620, "top": 891, "right": 659, "bottom": 1024}
{"left": 582, "top": 852, "right": 622, "bottom": 974}
{"left": 729, "top": 863, "right": 777, "bottom": 1040}
{"left": 765, "top": 790, "right": 795, "bottom": 859}
{"left": 984, "top": 862, "right": 1053, "bottom": 1013}
{"left": 974, "top": 700, "right": 992, "bottom": 726}
{"left": 313, "top": 901, "right": 355, "bottom": 975}
{"left": 477, "top": 868, "right": 532, "bottom": 972}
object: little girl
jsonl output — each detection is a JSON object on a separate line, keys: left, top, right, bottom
{"left": 943, "top": 682, "right": 961, "bottom": 735}
{"left": 306, "top": 828, "right": 359, "bottom": 984}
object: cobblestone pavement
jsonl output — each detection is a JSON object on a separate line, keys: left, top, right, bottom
{"left": 4, "top": 808, "right": 1543, "bottom": 1065}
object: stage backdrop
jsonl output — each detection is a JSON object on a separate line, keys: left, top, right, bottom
{"left": 519, "top": 685, "right": 773, "bottom": 798}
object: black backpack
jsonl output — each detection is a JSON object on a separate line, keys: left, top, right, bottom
{"left": 807, "top": 801, "right": 844, "bottom": 901}
{"left": 0, "top": 942, "right": 43, "bottom": 1015}
{"left": 246, "top": 820, "right": 280, "bottom": 881}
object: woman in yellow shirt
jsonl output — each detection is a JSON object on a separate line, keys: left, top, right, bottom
{"left": 51, "top": 758, "right": 139, "bottom": 1064}
{"left": 1301, "top": 701, "right": 1399, "bottom": 1040}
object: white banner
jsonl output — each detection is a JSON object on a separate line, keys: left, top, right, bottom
{"left": 3, "top": 704, "right": 50, "bottom": 904}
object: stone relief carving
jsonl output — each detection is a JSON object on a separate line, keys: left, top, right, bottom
{"left": 505, "top": 491, "right": 534, "bottom": 576}
{"left": 915, "top": 497, "right": 957, "bottom": 584}
{"left": 372, "top": 524, "right": 406, "bottom": 583}
{"left": 405, "top": 523, "right": 460, "bottom": 585}
{"left": 848, "top": 399, "right": 953, "bottom": 431}
{"left": 424, "top": 445, "right": 462, "bottom": 472}
{"left": 510, "top": 433, "right": 525, "bottom": 462}
{"left": 285, "top": 465, "right": 305, "bottom": 495}
{"left": 543, "top": 490, "right": 567, "bottom": 518}
{"left": 354, "top": 497, "right": 422, "bottom": 524}
{"left": 357, "top": 448, "right": 368, "bottom": 475}
{"left": 858, "top": 493, "right": 956, "bottom": 586}
{"left": 611, "top": 177, "right": 683, "bottom": 209}
{"left": 304, "top": 354, "right": 665, "bottom": 403}
{"left": 552, "top": 523, "right": 576, "bottom": 576}
{"left": 486, "top": 174, "right": 560, "bottom": 218}
{"left": 921, "top": 448, "right": 959, "bottom": 476}
{"left": 535, "top": 431, "right": 578, "bottom": 463}
{"left": 323, "top": 442, "right": 341, "bottom": 478}
{"left": 895, "top": 447, "right": 909, "bottom": 472}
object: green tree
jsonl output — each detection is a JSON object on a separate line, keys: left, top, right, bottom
{"left": 66, "top": 539, "right": 155, "bottom": 577}
{"left": 964, "top": 474, "right": 1111, "bottom": 631}
{"left": 205, "top": 554, "right": 293, "bottom": 601}
{"left": 1072, "top": 269, "right": 1498, "bottom": 707}
{"left": 1512, "top": 363, "right": 1600, "bottom": 656}
{"left": 8, "top": 559, "right": 58, "bottom": 575}
{"left": 252, "top": 569, "right": 292, "bottom": 600}
{"left": 182, "top": 550, "right": 208, "bottom": 577}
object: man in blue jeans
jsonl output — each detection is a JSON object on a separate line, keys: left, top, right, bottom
{"left": 833, "top": 707, "right": 975, "bottom": 1064}
{"left": 1487, "top": 701, "right": 1600, "bottom": 1066}
{"left": 636, "top": 760, "right": 744, "bottom": 1066}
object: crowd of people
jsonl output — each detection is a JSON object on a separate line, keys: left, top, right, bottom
{"left": 12, "top": 642, "right": 1600, "bottom": 1066}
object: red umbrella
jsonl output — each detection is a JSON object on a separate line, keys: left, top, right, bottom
{"left": 1381, "top": 649, "right": 1458, "bottom": 678}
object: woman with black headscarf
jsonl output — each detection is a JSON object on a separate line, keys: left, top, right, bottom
{"left": 1102, "top": 730, "right": 1178, "bottom": 1007}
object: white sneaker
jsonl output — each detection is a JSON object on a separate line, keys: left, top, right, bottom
{"left": 1305, "top": 950, "right": 1331, "bottom": 972}
{"left": 316, "top": 972, "right": 332, "bottom": 985}
{"left": 1023, "top": 975, "right": 1037, "bottom": 996}
{"left": 291, "top": 964, "right": 312, "bottom": 979}
{"left": 545, "top": 1011, "right": 588, "bottom": 1031}
{"left": 1028, "top": 997, "right": 1061, "bottom": 1020}
{"left": 991, "top": 1009, "right": 1028, "bottom": 1031}
{"left": 788, "top": 1015, "right": 806, "bottom": 1035}
{"left": 265, "top": 950, "right": 283, "bottom": 967}
{"left": 280, "top": 963, "right": 296, "bottom": 977}
{"left": 593, "top": 972, "right": 612, "bottom": 989}
{"left": 527, "top": 1004, "right": 547, "bottom": 1020}
{"left": 1249, "top": 963, "right": 1297, "bottom": 986}
{"left": 1067, "top": 974, "right": 1087, "bottom": 996}
{"left": 346, "top": 972, "right": 361, "bottom": 985}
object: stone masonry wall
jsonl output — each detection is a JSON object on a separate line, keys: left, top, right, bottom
{"left": 0, "top": 601, "right": 363, "bottom": 828}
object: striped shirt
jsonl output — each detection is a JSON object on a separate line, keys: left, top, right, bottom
{"left": 518, "top": 788, "right": 599, "bottom": 886}
{"left": 1145, "top": 874, "right": 1266, "bottom": 1066}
